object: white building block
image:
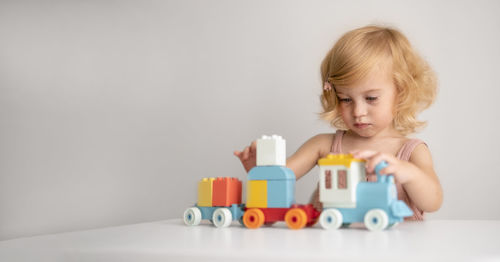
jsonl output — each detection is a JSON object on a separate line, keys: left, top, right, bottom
{"left": 319, "top": 160, "right": 366, "bottom": 208}
{"left": 256, "top": 135, "right": 286, "bottom": 166}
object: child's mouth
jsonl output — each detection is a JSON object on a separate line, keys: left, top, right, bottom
{"left": 354, "top": 123, "right": 371, "bottom": 129}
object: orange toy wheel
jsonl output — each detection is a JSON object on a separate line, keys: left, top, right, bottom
{"left": 243, "top": 208, "right": 265, "bottom": 229}
{"left": 285, "top": 208, "right": 308, "bottom": 230}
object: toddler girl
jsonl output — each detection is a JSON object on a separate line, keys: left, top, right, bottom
{"left": 234, "top": 25, "right": 442, "bottom": 220}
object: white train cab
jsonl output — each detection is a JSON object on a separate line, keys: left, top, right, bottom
{"left": 318, "top": 154, "right": 366, "bottom": 208}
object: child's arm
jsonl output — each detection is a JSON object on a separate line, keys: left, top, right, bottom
{"left": 234, "top": 134, "right": 333, "bottom": 180}
{"left": 352, "top": 145, "right": 443, "bottom": 212}
{"left": 287, "top": 134, "right": 333, "bottom": 180}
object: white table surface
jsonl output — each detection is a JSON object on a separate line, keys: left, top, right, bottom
{"left": 1, "top": 219, "right": 499, "bottom": 262}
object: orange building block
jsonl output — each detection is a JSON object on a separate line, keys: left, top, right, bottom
{"left": 212, "top": 177, "right": 242, "bottom": 207}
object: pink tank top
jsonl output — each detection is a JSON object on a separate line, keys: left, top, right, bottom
{"left": 331, "top": 130, "right": 425, "bottom": 221}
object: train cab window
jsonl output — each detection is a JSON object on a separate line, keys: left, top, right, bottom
{"left": 338, "top": 170, "right": 347, "bottom": 189}
{"left": 325, "top": 170, "right": 332, "bottom": 189}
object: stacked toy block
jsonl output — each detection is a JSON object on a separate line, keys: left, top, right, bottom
{"left": 197, "top": 177, "right": 242, "bottom": 207}
{"left": 247, "top": 135, "right": 295, "bottom": 208}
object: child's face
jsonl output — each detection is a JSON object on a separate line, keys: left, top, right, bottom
{"left": 335, "top": 64, "right": 397, "bottom": 138}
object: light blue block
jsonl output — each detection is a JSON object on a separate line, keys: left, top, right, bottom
{"left": 267, "top": 180, "right": 295, "bottom": 208}
{"left": 357, "top": 182, "right": 392, "bottom": 208}
{"left": 248, "top": 166, "right": 295, "bottom": 180}
{"left": 391, "top": 201, "right": 413, "bottom": 217}
{"left": 197, "top": 205, "right": 215, "bottom": 220}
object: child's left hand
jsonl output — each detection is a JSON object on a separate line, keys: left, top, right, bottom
{"left": 350, "top": 150, "right": 415, "bottom": 184}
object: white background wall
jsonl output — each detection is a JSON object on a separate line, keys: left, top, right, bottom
{"left": 1, "top": 0, "right": 499, "bottom": 241}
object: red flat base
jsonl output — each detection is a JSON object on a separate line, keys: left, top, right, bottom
{"left": 246, "top": 204, "right": 320, "bottom": 225}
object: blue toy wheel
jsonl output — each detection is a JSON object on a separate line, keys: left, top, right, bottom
{"left": 212, "top": 208, "right": 233, "bottom": 228}
{"left": 319, "top": 209, "right": 343, "bottom": 230}
{"left": 364, "top": 209, "right": 389, "bottom": 231}
{"left": 183, "top": 207, "right": 202, "bottom": 226}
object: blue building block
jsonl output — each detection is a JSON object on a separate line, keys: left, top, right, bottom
{"left": 248, "top": 166, "right": 295, "bottom": 180}
{"left": 336, "top": 182, "right": 403, "bottom": 224}
{"left": 267, "top": 179, "right": 295, "bottom": 208}
{"left": 196, "top": 204, "right": 245, "bottom": 222}
{"left": 391, "top": 201, "right": 413, "bottom": 217}
{"left": 247, "top": 166, "right": 296, "bottom": 208}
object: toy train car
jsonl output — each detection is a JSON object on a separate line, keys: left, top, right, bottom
{"left": 317, "top": 155, "right": 413, "bottom": 230}
{"left": 183, "top": 135, "right": 413, "bottom": 231}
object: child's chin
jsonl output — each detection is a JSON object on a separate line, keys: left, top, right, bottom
{"left": 352, "top": 129, "right": 376, "bottom": 138}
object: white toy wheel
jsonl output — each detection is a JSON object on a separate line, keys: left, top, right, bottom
{"left": 364, "top": 209, "right": 389, "bottom": 231}
{"left": 319, "top": 209, "right": 343, "bottom": 229}
{"left": 212, "top": 208, "right": 233, "bottom": 228}
{"left": 183, "top": 207, "right": 202, "bottom": 226}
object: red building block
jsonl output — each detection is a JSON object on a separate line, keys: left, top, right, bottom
{"left": 242, "top": 204, "right": 321, "bottom": 229}
{"left": 212, "top": 177, "right": 242, "bottom": 207}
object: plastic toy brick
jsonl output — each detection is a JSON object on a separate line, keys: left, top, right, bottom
{"left": 319, "top": 154, "right": 366, "bottom": 209}
{"left": 242, "top": 204, "right": 320, "bottom": 230}
{"left": 301, "top": 204, "right": 321, "bottom": 227}
{"left": 317, "top": 153, "right": 364, "bottom": 168}
{"left": 248, "top": 166, "right": 295, "bottom": 208}
{"left": 256, "top": 135, "right": 286, "bottom": 166}
{"left": 212, "top": 177, "right": 242, "bottom": 207}
{"left": 247, "top": 166, "right": 295, "bottom": 180}
{"left": 197, "top": 178, "right": 214, "bottom": 207}
{"left": 246, "top": 180, "right": 267, "bottom": 208}
{"left": 267, "top": 180, "right": 295, "bottom": 208}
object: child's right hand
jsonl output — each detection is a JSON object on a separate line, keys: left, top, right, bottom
{"left": 233, "top": 141, "right": 257, "bottom": 173}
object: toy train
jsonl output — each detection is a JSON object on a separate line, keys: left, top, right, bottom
{"left": 183, "top": 135, "right": 413, "bottom": 231}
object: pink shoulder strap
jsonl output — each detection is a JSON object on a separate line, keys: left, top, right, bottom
{"left": 330, "top": 130, "right": 345, "bottom": 154}
{"left": 396, "top": 139, "right": 426, "bottom": 161}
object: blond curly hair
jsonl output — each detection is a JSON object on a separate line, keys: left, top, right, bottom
{"left": 320, "top": 25, "right": 437, "bottom": 135}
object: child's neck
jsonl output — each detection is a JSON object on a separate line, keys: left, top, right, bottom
{"left": 344, "top": 127, "right": 405, "bottom": 155}
{"left": 347, "top": 126, "right": 403, "bottom": 141}
{"left": 344, "top": 127, "right": 405, "bottom": 151}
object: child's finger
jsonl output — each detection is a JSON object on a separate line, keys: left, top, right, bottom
{"left": 249, "top": 141, "right": 257, "bottom": 153}
{"left": 379, "top": 166, "right": 395, "bottom": 176}
{"left": 365, "top": 152, "right": 386, "bottom": 173}
{"left": 369, "top": 153, "right": 396, "bottom": 174}
{"left": 242, "top": 147, "right": 250, "bottom": 159}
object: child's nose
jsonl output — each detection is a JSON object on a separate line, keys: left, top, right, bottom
{"left": 353, "top": 102, "right": 367, "bottom": 117}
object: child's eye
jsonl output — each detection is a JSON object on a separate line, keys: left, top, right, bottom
{"left": 366, "top": 96, "right": 378, "bottom": 102}
{"left": 338, "top": 97, "right": 352, "bottom": 103}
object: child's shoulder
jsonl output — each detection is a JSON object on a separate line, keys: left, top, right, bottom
{"left": 408, "top": 141, "right": 432, "bottom": 161}
{"left": 399, "top": 136, "right": 433, "bottom": 164}
{"left": 308, "top": 132, "right": 335, "bottom": 143}
{"left": 303, "top": 133, "right": 336, "bottom": 156}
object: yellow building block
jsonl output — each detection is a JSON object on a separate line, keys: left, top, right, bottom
{"left": 198, "top": 178, "right": 215, "bottom": 207}
{"left": 318, "top": 154, "right": 365, "bottom": 168}
{"left": 246, "top": 180, "right": 267, "bottom": 208}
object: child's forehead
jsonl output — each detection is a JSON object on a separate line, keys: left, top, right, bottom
{"left": 335, "top": 85, "right": 383, "bottom": 94}
{"left": 335, "top": 65, "right": 394, "bottom": 94}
